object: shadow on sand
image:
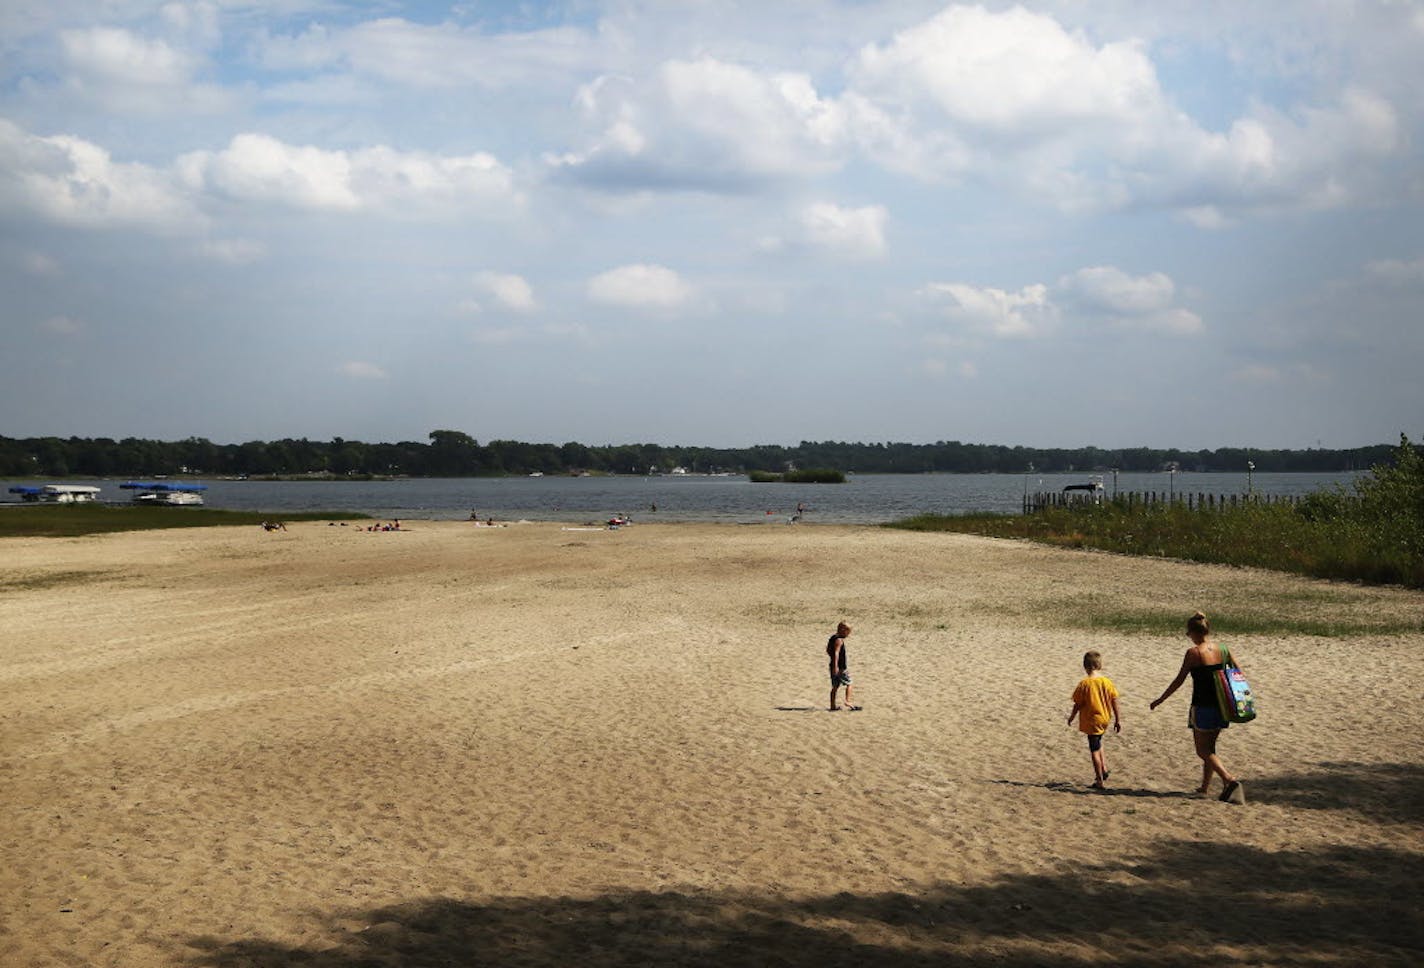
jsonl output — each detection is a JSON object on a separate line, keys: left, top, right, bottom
{"left": 998, "top": 762, "right": 1424, "bottom": 814}
{"left": 182, "top": 838, "right": 1423, "bottom": 967}
{"left": 1248, "top": 761, "right": 1424, "bottom": 825}
{"left": 992, "top": 778, "right": 1198, "bottom": 800}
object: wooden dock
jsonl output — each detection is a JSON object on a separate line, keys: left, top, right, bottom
{"left": 1024, "top": 491, "right": 1305, "bottom": 513}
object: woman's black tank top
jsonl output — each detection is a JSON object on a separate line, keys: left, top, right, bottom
{"left": 1190, "top": 662, "right": 1223, "bottom": 706}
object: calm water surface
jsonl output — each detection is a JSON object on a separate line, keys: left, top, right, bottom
{"left": 4, "top": 472, "right": 1361, "bottom": 525}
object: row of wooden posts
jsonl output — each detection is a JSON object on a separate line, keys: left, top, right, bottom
{"left": 1024, "top": 491, "right": 1306, "bottom": 513}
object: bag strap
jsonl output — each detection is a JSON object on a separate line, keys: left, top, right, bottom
{"left": 1221, "top": 643, "right": 1235, "bottom": 670}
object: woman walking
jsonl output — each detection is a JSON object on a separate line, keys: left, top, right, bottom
{"left": 1149, "top": 611, "right": 1243, "bottom": 802}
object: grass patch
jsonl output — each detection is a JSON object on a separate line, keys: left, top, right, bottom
{"left": 1033, "top": 584, "right": 1421, "bottom": 638}
{"left": 0, "top": 505, "right": 368, "bottom": 538}
{"left": 888, "top": 501, "right": 1424, "bottom": 590}
{"left": 0, "top": 569, "right": 115, "bottom": 592}
{"left": 1060, "top": 606, "right": 1421, "bottom": 638}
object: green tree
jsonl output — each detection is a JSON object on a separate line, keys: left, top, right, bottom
{"left": 428, "top": 430, "right": 481, "bottom": 475}
{"left": 1355, "top": 433, "right": 1424, "bottom": 562}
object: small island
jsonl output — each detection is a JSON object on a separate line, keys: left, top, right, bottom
{"left": 748, "top": 468, "right": 847, "bottom": 483}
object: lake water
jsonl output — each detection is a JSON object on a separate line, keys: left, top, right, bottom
{"left": 4, "top": 472, "right": 1361, "bottom": 525}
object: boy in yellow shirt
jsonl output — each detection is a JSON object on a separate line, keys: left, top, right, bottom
{"left": 1068, "top": 651, "right": 1122, "bottom": 789}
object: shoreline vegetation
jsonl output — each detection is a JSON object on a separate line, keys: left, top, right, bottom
{"left": 3, "top": 430, "right": 1411, "bottom": 479}
{"left": 888, "top": 434, "right": 1424, "bottom": 591}
{"left": 0, "top": 507, "right": 367, "bottom": 538}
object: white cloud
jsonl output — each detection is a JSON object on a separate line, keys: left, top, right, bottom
{"left": 1146, "top": 87, "right": 1401, "bottom": 221}
{"left": 921, "top": 281, "right": 1058, "bottom": 339}
{"left": 1136, "top": 307, "right": 1206, "bottom": 335}
{"left": 176, "top": 134, "right": 519, "bottom": 215}
{"left": 543, "top": 320, "right": 594, "bottom": 343}
{"left": 1367, "top": 255, "right": 1424, "bottom": 284}
{"left": 200, "top": 238, "right": 265, "bottom": 264}
{"left": 338, "top": 361, "right": 387, "bottom": 380}
{"left": 553, "top": 57, "right": 848, "bottom": 191}
{"left": 924, "top": 265, "right": 1203, "bottom": 339}
{"left": 0, "top": 121, "right": 521, "bottom": 232}
{"left": 917, "top": 357, "right": 977, "bottom": 379}
{"left": 57, "top": 25, "right": 231, "bottom": 113}
{"left": 0, "top": 119, "right": 198, "bottom": 230}
{"left": 1230, "top": 362, "right": 1326, "bottom": 385}
{"left": 852, "top": 5, "right": 1163, "bottom": 135}
{"left": 177, "top": 133, "right": 355, "bottom": 209}
{"left": 1059, "top": 266, "right": 1175, "bottom": 315}
{"left": 159, "top": 1, "right": 222, "bottom": 48}
{"left": 1057, "top": 265, "right": 1204, "bottom": 334}
{"left": 843, "top": 5, "right": 1403, "bottom": 217}
{"left": 21, "top": 251, "right": 61, "bottom": 276}
{"left": 799, "top": 201, "right": 887, "bottom": 259}
{"left": 263, "top": 17, "right": 604, "bottom": 90}
{"left": 61, "top": 26, "right": 196, "bottom": 86}
{"left": 474, "top": 271, "right": 536, "bottom": 313}
{"left": 40, "top": 315, "right": 84, "bottom": 336}
{"left": 918, "top": 357, "right": 979, "bottom": 380}
{"left": 587, "top": 264, "right": 692, "bottom": 310}
{"left": 469, "top": 326, "right": 526, "bottom": 346}
{"left": 336, "top": 17, "right": 603, "bottom": 90}
{"left": 532, "top": 5, "right": 1408, "bottom": 215}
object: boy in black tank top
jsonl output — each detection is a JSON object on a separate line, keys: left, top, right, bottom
{"left": 827, "top": 622, "right": 859, "bottom": 711}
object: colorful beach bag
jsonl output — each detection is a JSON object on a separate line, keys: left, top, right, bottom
{"left": 1214, "top": 645, "right": 1257, "bottom": 724}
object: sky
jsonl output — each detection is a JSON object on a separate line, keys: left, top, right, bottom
{"left": 1, "top": 1, "right": 1421, "bottom": 450}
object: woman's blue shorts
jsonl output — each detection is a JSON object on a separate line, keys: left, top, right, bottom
{"left": 1188, "top": 705, "right": 1229, "bottom": 731}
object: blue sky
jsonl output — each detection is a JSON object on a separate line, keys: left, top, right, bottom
{"left": 2, "top": 1, "right": 1421, "bottom": 449}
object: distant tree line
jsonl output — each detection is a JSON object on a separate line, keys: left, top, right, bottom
{"left": 0, "top": 431, "right": 1409, "bottom": 479}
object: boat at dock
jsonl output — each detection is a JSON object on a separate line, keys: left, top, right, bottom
{"left": 7, "top": 484, "right": 103, "bottom": 503}
{"left": 1061, "top": 475, "right": 1105, "bottom": 503}
{"left": 120, "top": 482, "right": 208, "bottom": 506}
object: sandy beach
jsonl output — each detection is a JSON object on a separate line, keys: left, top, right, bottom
{"left": 3, "top": 520, "right": 1422, "bottom": 966}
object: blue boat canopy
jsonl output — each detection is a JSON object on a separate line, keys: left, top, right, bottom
{"left": 8, "top": 486, "right": 43, "bottom": 495}
{"left": 120, "top": 482, "right": 209, "bottom": 492}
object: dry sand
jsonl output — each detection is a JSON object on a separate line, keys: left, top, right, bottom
{"left": 2, "top": 520, "right": 1422, "bottom": 966}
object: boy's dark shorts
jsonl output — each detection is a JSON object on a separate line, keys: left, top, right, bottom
{"left": 830, "top": 671, "right": 852, "bottom": 687}
{"left": 1086, "top": 732, "right": 1105, "bottom": 752}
